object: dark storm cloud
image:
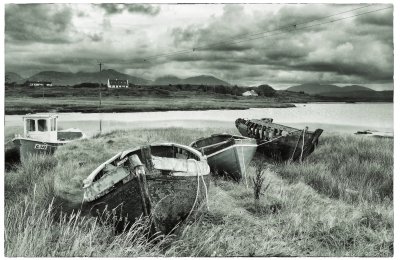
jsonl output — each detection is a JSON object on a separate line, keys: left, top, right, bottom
{"left": 87, "top": 33, "right": 103, "bottom": 42}
{"left": 290, "top": 61, "right": 392, "bottom": 81}
{"left": 169, "top": 4, "right": 393, "bottom": 84}
{"left": 5, "top": 4, "right": 73, "bottom": 44}
{"left": 171, "top": 5, "right": 255, "bottom": 51}
{"left": 260, "top": 4, "right": 327, "bottom": 29}
{"left": 195, "top": 61, "right": 240, "bottom": 71}
{"left": 4, "top": 4, "right": 393, "bottom": 86}
{"left": 355, "top": 6, "right": 392, "bottom": 27}
{"left": 99, "top": 4, "right": 160, "bottom": 16}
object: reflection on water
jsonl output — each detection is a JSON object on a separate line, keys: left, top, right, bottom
{"left": 5, "top": 103, "right": 393, "bottom": 137}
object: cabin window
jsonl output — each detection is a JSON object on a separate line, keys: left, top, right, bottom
{"left": 27, "top": 119, "right": 36, "bottom": 131}
{"left": 51, "top": 118, "right": 56, "bottom": 131}
{"left": 38, "top": 119, "right": 48, "bottom": 132}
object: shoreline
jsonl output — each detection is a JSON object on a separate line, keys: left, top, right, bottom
{"left": 4, "top": 99, "right": 393, "bottom": 116}
{"left": 4, "top": 102, "right": 296, "bottom": 115}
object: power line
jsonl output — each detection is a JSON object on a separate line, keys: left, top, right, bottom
{"left": 200, "top": 6, "right": 392, "bottom": 49}
{"left": 139, "top": 5, "right": 391, "bottom": 62}
{"left": 144, "top": 4, "right": 373, "bottom": 60}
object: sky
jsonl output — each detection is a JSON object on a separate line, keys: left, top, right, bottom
{"left": 4, "top": 3, "right": 394, "bottom": 90}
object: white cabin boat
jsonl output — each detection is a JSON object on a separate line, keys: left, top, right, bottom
{"left": 12, "top": 114, "right": 85, "bottom": 161}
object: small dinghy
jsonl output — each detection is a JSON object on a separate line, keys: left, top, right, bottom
{"left": 235, "top": 118, "right": 323, "bottom": 161}
{"left": 190, "top": 134, "right": 257, "bottom": 181}
{"left": 12, "top": 114, "right": 85, "bottom": 161}
{"left": 82, "top": 143, "right": 210, "bottom": 234}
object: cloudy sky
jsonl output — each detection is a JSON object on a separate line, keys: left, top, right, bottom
{"left": 4, "top": 3, "right": 393, "bottom": 90}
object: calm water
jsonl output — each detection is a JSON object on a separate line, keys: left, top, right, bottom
{"left": 5, "top": 103, "right": 393, "bottom": 137}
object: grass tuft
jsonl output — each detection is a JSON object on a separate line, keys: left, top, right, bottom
{"left": 275, "top": 134, "right": 393, "bottom": 203}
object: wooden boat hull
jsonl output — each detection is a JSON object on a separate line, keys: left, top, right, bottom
{"left": 235, "top": 118, "right": 323, "bottom": 161}
{"left": 12, "top": 138, "right": 62, "bottom": 161}
{"left": 87, "top": 173, "right": 210, "bottom": 234}
{"left": 83, "top": 144, "right": 210, "bottom": 234}
{"left": 190, "top": 134, "right": 257, "bottom": 181}
{"left": 12, "top": 129, "right": 85, "bottom": 161}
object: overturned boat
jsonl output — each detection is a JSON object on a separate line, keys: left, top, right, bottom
{"left": 235, "top": 118, "right": 323, "bottom": 161}
{"left": 190, "top": 134, "right": 257, "bottom": 181}
{"left": 82, "top": 143, "right": 210, "bottom": 234}
{"left": 12, "top": 114, "right": 85, "bottom": 161}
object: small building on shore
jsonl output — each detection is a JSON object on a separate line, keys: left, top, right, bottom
{"left": 108, "top": 79, "right": 129, "bottom": 88}
{"left": 242, "top": 90, "right": 259, "bottom": 97}
{"left": 26, "top": 81, "right": 52, "bottom": 87}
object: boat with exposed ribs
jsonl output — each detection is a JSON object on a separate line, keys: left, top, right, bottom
{"left": 235, "top": 118, "right": 323, "bottom": 161}
{"left": 190, "top": 134, "right": 257, "bottom": 181}
{"left": 82, "top": 143, "right": 210, "bottom": 234}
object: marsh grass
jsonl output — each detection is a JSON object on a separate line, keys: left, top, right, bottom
{"left": 5, "top": 194, "right": 168, "bottom": 257}
{"left": 275, "top": 134, "right": 393, "bottom": 203}
{"left": 4, "top": 128, "right": 393, "bottom": 256}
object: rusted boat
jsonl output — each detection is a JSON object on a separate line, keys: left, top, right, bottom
{"left": 235, "top": 118, "right": 323, "bottom": 161}
{"left": 12, "top": 114, "right": 85, "bottom": 161}
{"left": 190, "top": 134, "right": 257, "bottom": 181}
{"left": 82, "top": 143, "right": 210, "bottom": 234}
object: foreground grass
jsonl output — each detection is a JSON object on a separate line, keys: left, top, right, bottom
{"left": 275, "top": 135, "right": 393, "bottom": 204}
{"left": 4, "top": 128, "right": 393, "bottom": 256}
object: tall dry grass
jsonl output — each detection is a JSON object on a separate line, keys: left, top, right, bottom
{"left": 275, "top": 134, "right": 393, "bottom": 203}
{"left": 5, "top": 194, "right": 168, "bottom": 257}
{"left": 4, "top": 128, "right": 393, "bottom": 256}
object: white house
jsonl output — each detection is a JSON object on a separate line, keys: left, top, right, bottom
{"left": 27, "top": 81, "right": 52, "bottom": 87}
{"left": 108, "top": 79, "right": 129, "bottom": 88}
{"left": 242, "top": 90, "right": 259, "bottom": 97}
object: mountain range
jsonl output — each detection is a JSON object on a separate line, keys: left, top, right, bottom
{"left": 286, "top": 83, "right": 374, "bottom": 94}
{"left": 5, "top": 70, "right": 230, "bottom": 86}
{"left": 154, "top": 75, "right": 230, "bottom": 86}
{"left": 5, "top": 71, "right": 393, "bottom": 101}
{"left": 286, "top": 82, "right": 392, "bottom": 99}
{"left": 5, "top": 72, "right": 25, "bottom": 84}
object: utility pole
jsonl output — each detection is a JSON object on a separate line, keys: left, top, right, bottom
{"left": 98, "top": 62, "right": 102, "bottom": 107}
{"left": 98, "top": 61, "right": 103, "bottom": 134}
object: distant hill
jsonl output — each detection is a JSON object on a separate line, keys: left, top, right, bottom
{"left": 257, "top": 84, "right": 276, "bottom": 96}
{"left": 339, "top": 85, "right": 375, "bottom": 92}
{"left": 22, "top": 70, "right": 229, "bottom": 87}
{"left": 154, "top": 75, "right": 183, "bottom": 85}
{"left": 287, "top": 83, "right": 375, "bottom": 95}
{"left": 153, "top": 75, "right": 230, "bottom": 86}
{"left": 5, "top": 72, "right": 25, "bottom": 84}
{"left": 181, "top": 75, "right": 230, "bottom": 86}
{"left": 321, "top": 90, "right": 393, "bottom": 99}
{"left": 25, "top": 69, "right": 150, "bottom": 86}
{"left": 286, "top": 83, "right": 343, "bottom": 94}
{"left": 286, "top": 82, "right": 391, "bottom": 100}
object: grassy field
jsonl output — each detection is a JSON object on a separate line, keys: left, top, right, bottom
{"left": 5, "top": 84, "right": 376, "bottom": 114}
{"left": 4, "top": 128, "right": 393, "bottom": 256}
{"left": 4, "top": 96, "right": 295, "bottom": 115}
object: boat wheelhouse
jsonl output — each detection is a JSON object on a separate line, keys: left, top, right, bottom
{"left": 13, "top": 114, "right": 85, "bottom": 161}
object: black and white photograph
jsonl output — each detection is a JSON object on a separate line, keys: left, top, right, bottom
{"left": 2, "top": 1, "right": 396, "bottom": 257}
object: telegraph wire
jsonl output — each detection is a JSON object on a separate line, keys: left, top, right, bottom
{"left": 195, "top": 5, "right": 376, "bottom": 50}
{"left": 138, "top": 5, "right": 391, "bottom": 62}
{"left": 145, "top": 4, "right": 374, "bottom": 59}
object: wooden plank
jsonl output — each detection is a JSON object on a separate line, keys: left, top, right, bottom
{"left": 140, "top": 145, "right": 154, "bottom": 172}
{"left": 128, "top": 154, "right": 152, "bottom": 217}
{"left": 250, "top": 119, "right": 299, "bottom": 132}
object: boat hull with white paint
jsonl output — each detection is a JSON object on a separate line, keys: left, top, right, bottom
{"left": 190, "top": 134, "right": 257, "bottom": 181}
{"left": 83, "top": 143, "right": 210, "bottom": 234}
